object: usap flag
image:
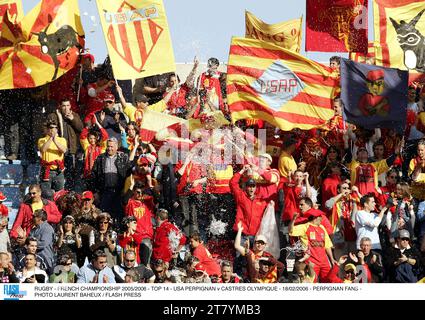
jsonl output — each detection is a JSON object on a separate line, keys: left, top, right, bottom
{"left": 341, "top": 58, "right": 408, "bottom": 132}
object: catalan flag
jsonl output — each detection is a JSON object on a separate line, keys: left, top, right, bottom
{"left": 373, "top": 0, "right": 425, "bottom": 83}
{"left": 0, "top": 0, "right": 85, "bottom": 89}
{"left": 245, "top": 11, "right": 302, "bottom": 52}
{"left": 227, "top": 37, "right": 339, "bottom": 131}
{"left": 96, "top": 0, "right": 175, "bottom": 80}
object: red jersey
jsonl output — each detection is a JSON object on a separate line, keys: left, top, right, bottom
{"left": 198, "top": 71, "right": 223, "bottom": 111}
{"left": 192, "top": 243, "right": 221, "bottom": 276}
{"left": 152, "top": 220, "right": 186, "bottom": 263}
{"left": 163, "top": 84, "right": 190, "bottom": 113}
{"left": 84, "top": 83, "right": 113, "bottom": 117}
{"left": 118, "top": 232, "right": 143, "bottom": 264}
{"left": 0, "top": 204, "right": 8, "bottom": 217}
{"left": 175, "top": 161, "right": 206, "bottom": 195}
{"left": 125, "top": 197, "right": 154, "bottom": 240}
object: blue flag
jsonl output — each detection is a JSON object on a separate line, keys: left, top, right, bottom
{"left": 341, "top": 58, "right": 408, "bottom": 132}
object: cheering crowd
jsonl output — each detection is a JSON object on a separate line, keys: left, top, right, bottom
{"left": 1, "top": 53, "right": 425, "bottom": 284}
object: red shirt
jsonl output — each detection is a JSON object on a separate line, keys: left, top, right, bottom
{"left": 199, "top": 71, "right": 223, "bottom": 111}
{"left": 10, "top": 200, "right": 62, "bottom": 239}
{"left": 0, "top": 204, "right": 8, "bottom": 217}
{"left": 152, "top": 220, "right": 187, "bottom": 263}
{"left": 192, "top": 243, "right": 221, "bottom": 276}
{"left": 175, "top": 161, "right": 206, "bottom": 195}
{"left": 282, "top": 184, "right": 303, "bottom": 222}
{"left": 163, "top": 84, "right": 190, "bottom": 113}
{"left": 354, "top": 163, "right": 377, "bottom": 195}
{"left": 321, "top": 174, "right": 341, "bottom": 209}
{"left": 118, "top": 232, "right": 143, "bottom": 264}
{"left": 230, "top": 173, "right": 269, "bottom": 236}
{"left": 84, "top": 83, "right": 113, "bottom": 117}
{"left": 125, "top": 197, "right": 154, "bottom": 240}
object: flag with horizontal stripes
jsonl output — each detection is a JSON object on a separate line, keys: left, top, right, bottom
{"left": 373, "top": 0, "right": 425, "bottom": 83}
{"left": 227, "top": 37, "right": 339, "bottom": 131}
{"left": 96, "top": 0, "right": 175, "bottom": 80}
{"left": 0, "top": 0, "right": 85, "bottom": 89}
{"left": 245, "top": 11, "right": 302, "bottom": 52}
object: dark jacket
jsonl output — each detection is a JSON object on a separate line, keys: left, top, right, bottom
{"left": 91, "top": 151, "right": 131, "bottom": 193}
{"left": 48, "top": 110, "right": 84, "bottom": 154}
{"left": 94, "top": 108, "right": 126, "bottom": 142}
{"left": 385, "top": 245, "right": 422, "bottom": 283}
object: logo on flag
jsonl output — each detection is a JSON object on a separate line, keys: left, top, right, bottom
{"left": 251, "top": 60, "right": 305, "bottom": 110}
{"left": 105, "top": 2, "right": 163, "bottom": 73}
{"left": 96, "top": 0, "right": 175, "bottom": 80}
{"left": 340, "top": 58, "right": 408, "bottom": 132}
{"left": 389, "top": 9, "right": 425, "bottom": 73}
{"left": 373, "top": 0, "right": 425, "bottom": 83}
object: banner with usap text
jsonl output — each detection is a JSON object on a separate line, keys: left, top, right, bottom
{"left": 96, "top": 0, "right": 175, "bottom": 80}
{"left": 340, "top": 58, "right": 408, "bottom": 133}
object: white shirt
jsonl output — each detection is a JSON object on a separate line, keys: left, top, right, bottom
{"left": 355, "top": 210, "right": 383, "bottom": 250}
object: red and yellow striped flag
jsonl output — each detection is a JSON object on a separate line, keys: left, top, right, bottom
{"left": 0, "top": 0, "right": 23, "bottom": 32}
{"left": 227, "top": 37, "right": 339, "bottom": 131}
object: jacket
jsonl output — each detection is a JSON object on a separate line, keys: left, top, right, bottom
{"left": 230, "top": 172, "right": 269, "bottom": 236}
{"left": 48, "top": 110, "right": 83, "bottom": 155}
{"left": 10, "top": 199, "right": 62, "bottom": 239}
{"left": 91, "top": 151, "right": 131, "bottom": 193}
{"left": 29, "top": 221, "right": 55, "bottom": 274}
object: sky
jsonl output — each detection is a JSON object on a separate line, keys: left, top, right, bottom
{"left": 22, "top": 0, "right": 374, "bottom": 64}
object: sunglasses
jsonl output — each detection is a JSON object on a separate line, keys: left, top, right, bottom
{"left": 341, "top": 186, "right": 350, "bottom": 190}
{"left": 345, "top": 270, "right": 355, "bottom": 274}
{"left": 105, "top": 100, "right": 114, "bottom": 104}
{"left": 255, "top": 241, "right": 265, "bottom": 245}
{"left": 125, "top": 259, "right": 135, "bottom": 263}
{"left": 401, "top": 238, "right": 410, "bottom": 241}
{"left": 99, "top": 221, "right": 109, "bottom": 225}
{"left": 64, "top": 262, "right": 72, "bottom": 266}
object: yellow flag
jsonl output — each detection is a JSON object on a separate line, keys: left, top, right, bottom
{"left": 96, "top": 0, "right": 175, "bottom": 80}
{"left": 0, "top": 0, "right": 85, "bottom": 89}
{"left": 0, "top": 0, "right": 23, "bottom": 28}
{"left": 245, "top": 11, "right": 302, "bottom": 52}
{"left": 373, "top": 0, "right": 425, "bottom": 75}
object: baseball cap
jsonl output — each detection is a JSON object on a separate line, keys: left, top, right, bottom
{"left": 344, "top": 263, "right": 356, "bottom": 272}
{"left": 259, "top": 153, "right": 272, "bottom": 163}
{"left": 104, "top": 93, "right": 115, "bottom": 102}
{"left": 245, "top": 178, "right": 256, "bottom": 186}
{"left": 398, "top": 229, "right": 410, "bottom": 239}
{"left": 137, "top": 157, "right": 150, "bottom": 166}
{"left": 82, "top": 191, "right": 94, "bottom": 200}
{"left": 194, "top": 263, "right": 207, "bottom": 273}
{"left": 254, "top": 234, "right": 267, "bottom": 244}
